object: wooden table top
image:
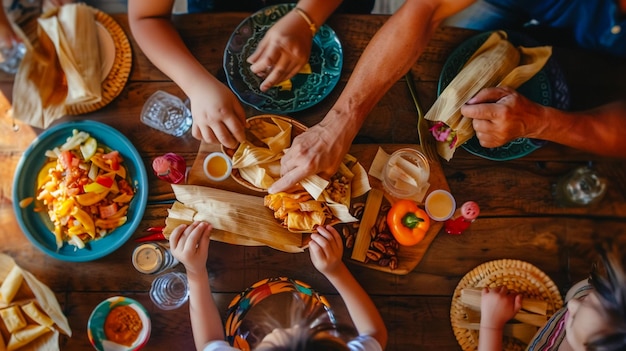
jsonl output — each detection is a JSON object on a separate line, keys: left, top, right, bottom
{"left": 1, "top": 12, "right": 625, "bottom": 351}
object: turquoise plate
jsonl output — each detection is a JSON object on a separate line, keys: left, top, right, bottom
{"left": 224, "top": 4, "right": 343, "bottom": 114}
{"left": 88, "top": 296, "right": 151, "bottom": 351}
{"left": 438, "top": 31, "right": 570, "bottom": 161}
{"left": 12, "top": 120, "right": 148, "bottom": 262}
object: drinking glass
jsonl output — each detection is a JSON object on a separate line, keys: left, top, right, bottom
{"left": 554, "top": 165, "right": 607, "bottom": 207}
{"left": 150, "top": 272, "right": 189, "bottom": 310}
{"left": 382, "top": 148, "right": 430, "bottom": 199}
{"left": 140, "top": 90, "right": 192, "bottom": 136}
{"left": 0, "top": 40, "right": 25, "bottom": 74}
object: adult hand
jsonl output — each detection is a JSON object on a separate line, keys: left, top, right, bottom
{"left": 461, "top": 86, "right": 546, "bottom": 148}
{"left": 309, "top": 225, "right": 344, "bottom": 276}
{"left": 169, "top": 221, "right": 213, "bottom": 275}
{"left": 480, "top": 286, "right": 522, "bottom": 330}
{"left": 247, "top": 10, "right": 313, "bottom": 92}
{"left": 268, "top": 122, "right": 350, "bottom": 193}
{"left": 188, "top": 78, "right": 247, "bottom": 149}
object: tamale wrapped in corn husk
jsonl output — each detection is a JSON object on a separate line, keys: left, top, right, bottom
{"left": 227, "top": 115, "right": 366, "bottom": 232}
{"left": 425, "top": 31, "right": 552, "bottom": 161}
{"left": 164, "top": 185, "right": 309, "bottom": 253}
{"left": 13, "top": 3, "right": 103, "bottom": 128}
{"left": 45, "top": 3, "right": 102, "bottom": 105}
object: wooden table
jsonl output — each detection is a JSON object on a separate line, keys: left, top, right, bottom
{"left": 1, "top": 12, "right": 625, "bottom": 351}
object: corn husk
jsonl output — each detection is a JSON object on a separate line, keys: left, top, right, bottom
{"left": 230, "top": 116, "right": 367, "bottom": 231}
{"left": 164, "top": 185, "right": 309, "bottom": 253}
{"left": 13, "top": 3, "right": 102, "bottom": 128}
{"left": 425, "top": 30, "right": 552, "bottom": 161}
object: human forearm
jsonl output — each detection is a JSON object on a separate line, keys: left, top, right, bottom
{"left": 324, "top": 264, "right": 387, "bottom": 348}
{"left": 295, "top": 0, "right": 343, "bottom": 30}
{"left": 128, "top": 2, "right": 215, "bottom": 96}
{"left": 187, "top": 269, "right": 225, "bottom": 350}
{"left": 477, "top": 326, "right": 504, "bottom": 351}
{"left": 320, "top": 0, "right": 448, "bottom": 146}
{"left": 533, "top": 100, "right": 626, "bottom": 158}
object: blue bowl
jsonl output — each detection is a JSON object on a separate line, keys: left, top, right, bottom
{"left": 12, "top": 120, "right": 148, "bottom": 262}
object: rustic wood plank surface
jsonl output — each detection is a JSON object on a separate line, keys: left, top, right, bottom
{"left": 1, "top": 11, "right": 625, "bottom": 351}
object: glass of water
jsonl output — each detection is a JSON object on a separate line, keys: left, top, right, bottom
{"left": 0, "top": 40, "right": 26, "bottom": 74}
{"left": 150, "top": 271, "right": 189, "bottom": 310}
{"left": 554, "top": 165, "right": 607, "bottom": 207}
{"left": 140, "top": 90, "right": 192, "bottom": 136}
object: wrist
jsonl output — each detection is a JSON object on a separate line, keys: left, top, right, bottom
{"left": 293, "top": 7, "right": 317, "bottom": 37}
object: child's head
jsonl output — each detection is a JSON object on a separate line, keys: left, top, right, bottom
{"left": 242, "top": 291, "right": 357, "bottom": 351}
{"left": 565, "top": 243, "right": 626, "bottom": 351}
{"left": 254, "top": 323, "right": 351, "bottom": 351}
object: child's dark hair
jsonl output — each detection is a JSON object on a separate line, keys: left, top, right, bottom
{"left": 246, "top": 292, "right": 358, "bottom": 351}
{"left": 585, "top": 242, "right": 626, "bottom": 351}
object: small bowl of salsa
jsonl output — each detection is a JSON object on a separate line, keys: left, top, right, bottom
{"left": 88, "top": 296, "right": 151, "bottom": 350}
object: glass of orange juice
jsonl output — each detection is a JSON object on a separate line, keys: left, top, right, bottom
{"left": 424, "top": 189, "right": 456, "bottom": 221}
{"left": 203, "top": 152, "right": 232, "bottom": 181}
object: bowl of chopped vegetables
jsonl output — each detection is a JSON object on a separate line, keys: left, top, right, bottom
{"left": 12, "top": 120, "right": 148, "bottom": 262}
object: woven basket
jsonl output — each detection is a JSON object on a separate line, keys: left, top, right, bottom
{"left": 221, "top": 115, "right": 307, "bottom": 192}
{"left": 450, "top": 259, "right": 563, "bottom": 351}
{"left": 65, "top": 9, "right": 132, "bottom": 115}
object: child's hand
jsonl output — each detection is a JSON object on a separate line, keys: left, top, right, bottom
{"left": 188, "top": 77, "right": 247, "bottom": 150}
{"left": 169, "top": 221, "right": 212, "bottom": 275}
{"left": 309, "top": 225, "right": 344, "bottom": 275}
{"left": 480, "top": 286, "right": 523, "bottom": 330}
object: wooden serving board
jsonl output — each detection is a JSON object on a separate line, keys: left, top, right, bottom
{"left": 187, "top": 142, "right": 450, "bottom": 275}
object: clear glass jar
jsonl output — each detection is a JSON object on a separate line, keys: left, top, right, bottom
{"left": 382, "top": 148, "right": 430, "bottom": 199}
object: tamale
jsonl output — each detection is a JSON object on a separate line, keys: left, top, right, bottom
{"left": 425, "top": 30, "right": 551, "bottom": 161}
{"left": 55, "top": 3, "right": 102, "bottom": 105}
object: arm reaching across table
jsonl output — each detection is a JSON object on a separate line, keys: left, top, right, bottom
{"left": 269, "top": 0, "right": 626, "bottom": 193}
{"left": 463, "top": 87, "right": 626, "bottom": 158}
{"left": 268, "top": 0, "right": 475, "bottom": 193}
{"left": 128, "top": 0, "right": 341, "bottom": 150}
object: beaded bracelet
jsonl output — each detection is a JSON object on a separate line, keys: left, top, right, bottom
{"left": 293, "top": 7, "right": 317, "bottom": 36}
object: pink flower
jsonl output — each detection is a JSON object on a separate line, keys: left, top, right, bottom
{"left": 429, "top": 122, "right": 458, "bottom": 149}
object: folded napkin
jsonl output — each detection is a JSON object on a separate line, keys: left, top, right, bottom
{"left": 13, "top": 3, "right": 102, "bottom": 128}
{"left": 425, "top": 30, "right": 552, "bottom": 161}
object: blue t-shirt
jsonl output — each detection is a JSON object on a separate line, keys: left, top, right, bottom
{"left": 448, "top": 0, "right": 626, "bottom": 57}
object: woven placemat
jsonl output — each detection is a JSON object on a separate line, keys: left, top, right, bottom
{"left": 450, "top": 259, "right": 563, "bottom": 351}
{"left": 65, "top": 9, "right": 132, "bottom": 115}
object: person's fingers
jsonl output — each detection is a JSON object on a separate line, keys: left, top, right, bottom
{"left": 268, "top": 166, "right": 311, "bottom": 193}
{"left": 308, "top": 233, "right": 328, "bottom": 260}
{"left": 249, "top": 53, "right": 275, "bottom": 77}
{"left": 169, "top": 223, "right": 189, "bottom": 249}
{"left": 466, "top": 86, "right": 511, "bottom": 105}
{"left": 260, "top": 56, "right": 300, "bottom": 92}
{"left": 514, "top": 294, "right": 523, "bottom": 311}
{"left": 192, "top": 124, "right": 218, "bottom": 144}
{"left": 247, "top": 40, "right": 268, "bottom": 65}
{"left": 210, "top": 122, "right": 240, "bottom": 149}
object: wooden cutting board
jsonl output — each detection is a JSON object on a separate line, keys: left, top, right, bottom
{"left": 188, "top": 142, "right": 450, "bottom": 275}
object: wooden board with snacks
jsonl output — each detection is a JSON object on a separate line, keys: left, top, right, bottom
{"left": 188, "top": 143, "right": 450, "bottom": 275}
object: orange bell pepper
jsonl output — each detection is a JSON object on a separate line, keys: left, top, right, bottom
{"left": 386, "top": 199, "right": 430, "bottom": 246}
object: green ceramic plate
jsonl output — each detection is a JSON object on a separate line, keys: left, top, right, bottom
{"left": 224, "top": 4, "right": 343, "bottom": 114}
{"left": 438, "top": 31, "right": 570, "bottom": 161}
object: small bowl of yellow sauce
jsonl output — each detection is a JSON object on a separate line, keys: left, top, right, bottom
{"left": 203, "top": 152, "right": 232, "bottom": 182}
{"left": 425, "top": 189, "right": 456, "bottom": 221}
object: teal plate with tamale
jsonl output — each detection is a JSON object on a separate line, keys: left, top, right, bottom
{"left": 438, "top": 30, "right": 570, "bottom": 161}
